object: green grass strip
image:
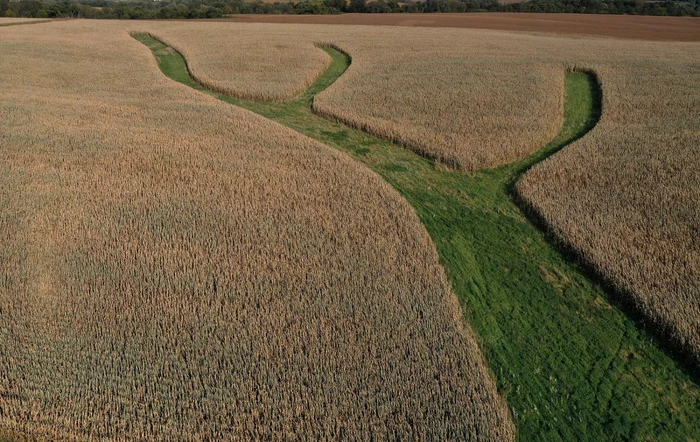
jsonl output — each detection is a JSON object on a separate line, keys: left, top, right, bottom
{"left": 134, "top": 33, "right": 700, "bottom": 441}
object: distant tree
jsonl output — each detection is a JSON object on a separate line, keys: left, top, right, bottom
{"left": 348, "top": 0, "right": 366, "bottom": 12}
{"left": 367, "top": 0, "right": 391, "bottom": 12}
{"left": 323, "top": 0, "right": 346, "bottom": 12}
{"left": 387, "top": 0, "right": 400, "bottom": 11}
{"left": 17, "top": 0, "right": 43, "bottom": 17}
{"left": 6, "top": 0, "right": 698, "bottom": 20}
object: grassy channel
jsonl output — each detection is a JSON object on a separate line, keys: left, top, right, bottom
{"left": 134, "top": 34, "right": 700, "bottom": 441}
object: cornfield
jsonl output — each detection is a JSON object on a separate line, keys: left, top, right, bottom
{"left": 0, "top": 21, "right": 514, "bottom": 440}
{"left": 152, "top": 22, "right": 700, "bottom": 367}
{"left": 3, "top": 15, "right": 699, "bottom": 440}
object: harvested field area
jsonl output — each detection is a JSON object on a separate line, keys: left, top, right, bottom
{"left": 0, "top": 21, "right": 513, "bottom": 441}
{"left": 220, "top": 13, "right": 700, "bottom": 42}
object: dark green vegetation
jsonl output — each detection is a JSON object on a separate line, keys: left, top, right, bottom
{"left": 135, "top": 34, "right": 700, "bottom": 441}
{"left": 4, "top": 0, "right": 699, "bottom": 19}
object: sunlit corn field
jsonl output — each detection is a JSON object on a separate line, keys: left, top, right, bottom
{"left": 2, "top": 16, "right": 699, "bottom": 442}
{"left": 0, "top": 21, "right": 513, "bottom": 441}
{"left": 152, "top": 21, "right": 700, "bottom": 368}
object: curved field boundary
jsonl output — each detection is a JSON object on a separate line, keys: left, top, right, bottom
{"left": 1, "top": 26, "right": 515, "bottom": 440}
{"left": 134, "top": 33, "right": 700, "bottom": 441}
{"left": 305, "top": 46, "right": 462, "bottom": 170}
{"left": 136, "top": 31, "right": 332, "bottom": 102}
{"left": 310, "top": 52, "right": 565, "bottom": 172}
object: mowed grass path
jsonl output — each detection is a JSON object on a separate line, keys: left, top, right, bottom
{"left": 135, "top": 34, "right": 700, "bottom": 441}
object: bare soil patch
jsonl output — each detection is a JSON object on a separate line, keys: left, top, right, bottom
{"left": 210, "top": 13, "right": 700, "bottom": 41}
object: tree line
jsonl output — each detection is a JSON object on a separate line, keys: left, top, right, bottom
{"left": 2, "top": 0, "right": 698, "bottom": 19}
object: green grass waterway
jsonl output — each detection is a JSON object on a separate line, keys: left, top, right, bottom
{"left": 134, "top": 34, "right": 700, "bottom": 441}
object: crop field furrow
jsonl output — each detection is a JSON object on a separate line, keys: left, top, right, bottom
{"left": 136, "top": 33, "right": 700, "bottom": 441}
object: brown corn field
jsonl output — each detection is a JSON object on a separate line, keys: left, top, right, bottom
{"left": 0, "top": 21, "right": 514, "bottom": 441}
